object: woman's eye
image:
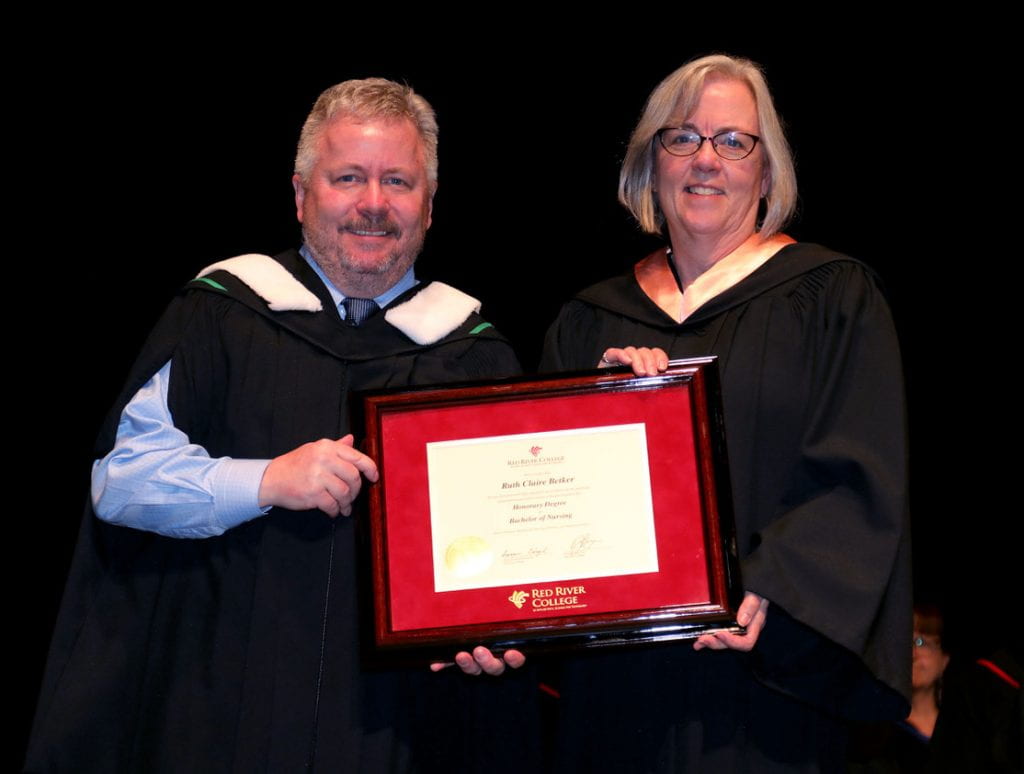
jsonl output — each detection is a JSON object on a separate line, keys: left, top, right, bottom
{"left": 661, "top": 130, "right": 699, "bottom": 148}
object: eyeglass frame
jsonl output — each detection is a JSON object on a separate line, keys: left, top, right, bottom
{"left": 655, "top": 128, "right": 761, "bottom": 160}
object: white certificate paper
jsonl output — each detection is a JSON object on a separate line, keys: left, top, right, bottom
{"left": 427, "top": 423, "right": 659, "bottom": 592}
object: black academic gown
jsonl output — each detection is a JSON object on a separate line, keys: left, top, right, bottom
{"left": 27, "top": 250, "right": 538, "bottom": 773}
{"left": 541, "top": 243, "right": 911, "bottom": 773}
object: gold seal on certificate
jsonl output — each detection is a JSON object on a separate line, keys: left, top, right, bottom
{"left": 444, "top": 536, "right": 494, "bottom": 578}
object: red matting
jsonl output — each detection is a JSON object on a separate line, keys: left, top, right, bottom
{"left": 380, "top": 384, "right": 706, "bottom": 631}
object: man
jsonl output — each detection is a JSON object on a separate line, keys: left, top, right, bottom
{"left": 27, "top": 79, "right": 532, "bottom": 772}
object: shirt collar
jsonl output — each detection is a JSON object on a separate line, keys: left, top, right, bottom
{"left": 299, "top": 244, "right": 418, "bottom": 317}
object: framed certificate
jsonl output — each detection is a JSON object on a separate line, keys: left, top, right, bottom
{"left": 358, "top": 357, "right": 743, "bottom": 660}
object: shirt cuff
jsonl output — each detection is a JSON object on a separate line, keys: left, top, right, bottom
{"left": 212, "top": 458, "right": 273, "bottom": 532}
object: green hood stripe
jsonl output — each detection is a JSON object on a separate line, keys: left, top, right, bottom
{"left": 193, "top": 277, "right": 228, "bottom": 292}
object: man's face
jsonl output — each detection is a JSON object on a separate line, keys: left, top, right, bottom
{"left": 293, "top": 116, "right": 434, "bottom": 296}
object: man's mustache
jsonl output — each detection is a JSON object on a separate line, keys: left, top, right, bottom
{"left": 341, "top": 217, "right": 400, "bottom": 236}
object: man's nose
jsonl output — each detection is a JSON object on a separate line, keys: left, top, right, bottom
{"left": 357, "top": 181, "right": 389, "bottom": 215}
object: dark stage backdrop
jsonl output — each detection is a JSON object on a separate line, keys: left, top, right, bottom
{"left": 16, "top": 38, "right": 1008, "bottom": 765}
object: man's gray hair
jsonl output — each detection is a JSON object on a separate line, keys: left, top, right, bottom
{"left": 294, "top": 78, "right": 438, "bottom": 188}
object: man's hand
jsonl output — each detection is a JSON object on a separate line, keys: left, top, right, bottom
{"left": 598, "top": 346, "right": 669, "bottom": 377}
{"left": 693, "top": 591, "right": 769, "bottom": 652}
{"left": 430, "top": 647, "right": 526, "bottom": 676}
{"left": 258, "top": 435, "right": 379, "bottom": 517}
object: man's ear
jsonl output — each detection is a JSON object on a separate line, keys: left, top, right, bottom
{"left": 292, "top": 174, "right": 305, "bottom": 223}
{"left": 426, "top": 182, "right": 436, "bottom": 230}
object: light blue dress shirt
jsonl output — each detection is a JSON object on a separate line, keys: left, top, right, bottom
{"left": 91, "top": 249, "right": 417, "bottom": 538}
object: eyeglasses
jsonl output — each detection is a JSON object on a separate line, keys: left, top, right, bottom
{"left": 656, "top": 128, "right": 760, "bottom": 160}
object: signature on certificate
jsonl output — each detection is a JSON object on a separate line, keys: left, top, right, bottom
{"left": 500, "top": 546, "right": 549, "bottom": 565}
{"left": 566, "top": 533, "right": 600, "bottom": 558}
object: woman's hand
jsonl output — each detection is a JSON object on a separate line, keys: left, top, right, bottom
{"left": 597, "top": 347, "right": 669, "bottom": 377}
{"left": 693, "top": 592, "right": 769, "bottom": 652}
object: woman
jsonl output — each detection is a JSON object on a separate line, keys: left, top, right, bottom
{"left": 542, "top": 55, "right": 911, "bottom": 772}
{"left": 909, "top": 605, "right": 949, "bottom": 740}
{"left": 848, "top": 605, "right": 949, "bottom": 772}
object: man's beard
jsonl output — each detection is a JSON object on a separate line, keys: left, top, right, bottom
{"left": 302, "top": 216, "right": 426, "bottom": 294}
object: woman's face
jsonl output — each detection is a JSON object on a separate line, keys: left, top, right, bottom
{"left": 912, "top": 629, "right": 950, "bottom": 692}
{"left": 654, "top": 77, "right": 767, "bottom": 253}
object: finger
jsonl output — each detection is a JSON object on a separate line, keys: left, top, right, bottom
{"left": 345, "top": 451, "right": 379, "bottom": 483}
{"left": 709, "top": 630, "right": 756, "bottom": 652}
{"left": 636, "top": 349, "right": 661, "bottom": 376}
{"left": 736, "top": 592, "right": 769, "bottom": 628}
{"left": 623, "top": 347, "right": 647, "bottom": 375}
{"left": 317, "top": 474, "right": 356, "bottom": 517}
{"left": 598, "top": 348, "right": 628, "bottom": 368}
{"left": 736, "top": 592, "right": 761, "bottom": 626}
{"left": 606, "top": 346, "right": 643, "bottom": 374}
{"left": 693, "top": 633, "right": 727, "bottom": 651}
{"left": 741, "top": 605, "right": 769, "bottom": 645}
{"left": 454, "top": 651, "right": 482, "bottom": 676}
{"left": 623, "top": 347, "right": 663, "bottom": 377}
{"left": 319, "top": 454, "right": 367, "bottom": 496}
{"left": 639, "top": 347, "right": 669, "bottom": 375}
{"left": 473, "top": 646, "right": 507, "bottom": 676}
{"left": 313, "top": 494, "right": 342, "bottom": 518}
{"left": 333, "top": 440, "right": 380, "bottom": 483}
{"left": 430, "top": 661, "right": 453, "bottom": 672}
{"left": 652, "top": 348, "right": 670, "bottom": 371}
{"left": 503, "top": 649, "right": 526, "bottom": 669}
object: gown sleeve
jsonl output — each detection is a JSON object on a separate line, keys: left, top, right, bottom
{"left": 739, "top": 260, "right": 911, "bottom": 718}
{"left": 540, "top": 298, "right": 625, "bottom": 372}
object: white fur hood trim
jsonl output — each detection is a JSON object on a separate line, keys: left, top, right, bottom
{"left": 385, "top": 282, "right": 482, "bottom": 345}
{"left": 197, "top": 254, "right": 323, "bottom": 312}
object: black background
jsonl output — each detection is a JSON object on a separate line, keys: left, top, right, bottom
{"left": 15, "top": 33, "right": 1010, "bottom": 765}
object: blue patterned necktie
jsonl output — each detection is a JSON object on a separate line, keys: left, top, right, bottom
{"left": 342, "top": 297, "right": 379, "bottom": 327}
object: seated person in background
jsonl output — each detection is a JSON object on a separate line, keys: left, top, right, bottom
{"left": 848, "top": 603, "right": 949, "bottom": 773}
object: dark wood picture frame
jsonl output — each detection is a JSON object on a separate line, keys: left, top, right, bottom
{"left": 358, "top": 357, "right": 743, "bottom": 661}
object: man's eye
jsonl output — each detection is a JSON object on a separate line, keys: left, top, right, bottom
{"left": 384, "top": 177, "right": 410, "bottom": 187}
{"left": 335, "top": 174, "right": 361, "bottom": 184}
